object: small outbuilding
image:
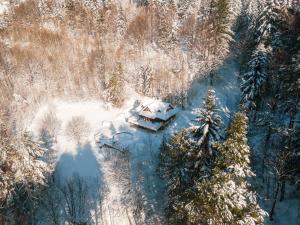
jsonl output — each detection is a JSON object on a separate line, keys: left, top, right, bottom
{"left": 128, "top": 100, "right": 178, "bottom": 131}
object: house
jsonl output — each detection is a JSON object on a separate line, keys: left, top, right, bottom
{"left": 128, "top": 100, "right": 178, "bottom": 131}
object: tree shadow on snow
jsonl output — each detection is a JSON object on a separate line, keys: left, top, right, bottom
{"left": 40, "top": 143, "right": 105, "bottom": 225}
{"left": 187, "top": 55, "right": 241, "bottom": 126}
{"left": 56, "top": 143, "right": 101, "bottom": 179}
{"left": 94, "top": 122, "right": 168, "bottom": 224}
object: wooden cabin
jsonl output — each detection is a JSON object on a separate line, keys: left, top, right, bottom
{"left": 128, "top": 100, "right": 178, "bottom": 131}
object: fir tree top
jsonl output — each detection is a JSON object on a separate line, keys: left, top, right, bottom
{"left": 194, "top": 89, "right": 222, "bottom": 145}
{"left": 215, "top": 112, "right": 253, "bottom": 177}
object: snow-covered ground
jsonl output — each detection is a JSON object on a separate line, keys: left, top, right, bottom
{"left": 28, "top": 56, "right": 241, "bottom": 224}
{"left": 29, "top": 96, "right": 168, "bottom": 224}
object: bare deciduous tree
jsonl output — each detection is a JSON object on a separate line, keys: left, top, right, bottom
{"left": 61, "top": 174, "right": 90, "bottom": 225}
{"left": 39, "top": 110, "right": 61, "bottom": 143}
{"left": 65, "top": 116, "right": 91, "bottom": 144}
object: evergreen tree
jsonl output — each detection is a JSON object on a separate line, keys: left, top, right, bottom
{"left": 193, "top": 89, "right": 222, "bottom": 156}
{"left": 104, "top": 62, "right": 124, "bottom": 107}
{"left": 277, "top": 47, "right": 300, "bottom": 116}
{"left": 240, "top": 45, "right": 269, "bottom": 109}
{"left": 254, "top": 0, "right": 285, "bottom": 45}
{"left": 171, "top": 112, "right": 265, "bottom": 225}
{"left": 272, "top": 125, "right": 300, "bottom": 207}
{"left": 285, "top": 128, "right": 300, "bottom": 184}
{"left": 215, "top": 112, "right": 253, "bottom": 174}
{"left": 0, "top": 120, "right": 19, "bottom": 203}
{"left": 161, "top": 89, "right": 222, "bottom": 188}
{"left": 19, "top": 132, "right": 48, "bottom": 184}
{"left": 136, "top": 65, "right": 154, "bottom": 96}
{"left": 39, "top": 128, "right": 56, "bottom": 166}
{"left": 161, "top": 128, "right": 214, "bottom": 225}
{"left": 116, "top": 6, "right": 127, "bottom": 39}
{"left": 209, "top": 0, "right": 234, "bottom": 56}
{"left": 0, "top": 121, "right": 48, "bottom": 224}
{"left": 161, "top": 90, "right": 223, "bottom": 224}
{"left": 160, "top": 130, "right": 195, "bottom": 198}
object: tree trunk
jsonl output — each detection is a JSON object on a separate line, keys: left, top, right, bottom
{"left": 210, "top": 72, "right": 214, "bottom": 86}
{"left": 251, "top": 110, "right": 257, "bottom": 123}
{"left": 279, "top": 114, "right": 296, "bottom": 202}
{"left": 279, "top": 180, "right": 286, "bottom": 202}
{"left": 266, "top": 174, "right": 270, "bottom": 199}
{"left": 262, "top": 126, "right": 271, "bottom": 182}
{"left": 269, "top": 182, "right": 280, "bottom": 221}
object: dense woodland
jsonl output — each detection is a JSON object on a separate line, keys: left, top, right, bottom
{"left": 0, "top": 0, "right": 299, "bottom": 224}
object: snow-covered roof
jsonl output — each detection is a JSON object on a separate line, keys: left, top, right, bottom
{"left": 137, "top": 100, "right": 178, "bottom": 121}
{"left": 128, "top": 116, "right": 163, "bottom": 131}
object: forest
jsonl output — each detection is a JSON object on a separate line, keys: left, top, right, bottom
{"left": 0, "top": 0, "right": 299, "bottom": 224}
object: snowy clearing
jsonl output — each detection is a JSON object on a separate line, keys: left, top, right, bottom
{"left": 27, "top": 54, "right": 299, "bottom": 225}
{"left": 28, "top": 56, "right": 241, "bottom": 225}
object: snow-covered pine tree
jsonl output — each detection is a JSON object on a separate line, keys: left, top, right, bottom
{"left": 8, "top": 132, "right": 48, "bottom": 224}
{"left": 116, "top": 6, "right": 127, "bottom": 40}
{"left": 174, "top": 0, "right": 194, "bottom": 18}
{"left": 136, "top": 65, "right": 154, "bottom": 96}
{"left": 229, "top": 0, "right": 242, "bottom": 17}
{"left": 193, "top": 89, "right": 222, "bottom": 157}
{"left": 39, "top": 128, "right": 56, "bottom": 166}
{"left": 269, "top": 31, "right": 300, "bottom": 206}
{"left": 160, "top": 129, "right": 196, "bottom": 198}
{"left": 277, "top": 47, "right": 300, "bottom": 117}
{"left": 174, "top": 112, "right": 266, "bottom": 225}
{"left": 241, "top": 44, "right": 269, "bottom": 110}
{"left": 104, "top": 62, "right": 124, "bottom": 107}
{"left": 285, "top": 128, "right": 300, "bottom": 184}
{"left": 271, "top": 124, "right": 300, "bottom": 206}
{"left": 215, "top": 112, "right": 253, "bottom": 174}
{"left": 19, "top": 132, "right": 48, "bottom": 184}
{"left": 161, "top": 90, "right": 222, "bottom": 224}
{"left": 159, "top": 4, "right": 176, "bottom": 49}
{"left": 244, "top": 0, "right": 265, "bottom": 21}
{"left": 214, "top": 112, "right": 265, "bottom": 223}
{"left": 162, "top": 90, "right": 222, "bottom": 189}
{"left": 0, "top": 121, "right": 48, "bottom": 224}
{"left": 160, "top": 127, "right": 214, "bottom": 225}
{"left": 209, "top": 0, "right": 234, "bottom": 57}
{"left": 254, "top": 0, "right": 286, "bottom": 45}
{"left": 0, "top": 120, "right": 19, "bottom": 204}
